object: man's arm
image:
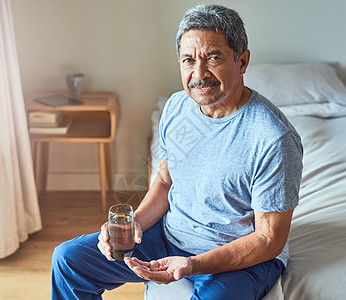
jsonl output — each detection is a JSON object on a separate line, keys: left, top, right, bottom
{"left": 188, "top": 209, "right": 293, "bottom": 275}
{"left": 134, "top": 160, "right": 172, "bottom": 233}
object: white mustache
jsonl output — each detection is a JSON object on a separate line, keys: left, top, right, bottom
{"left": 188, "top": 79, "right": 221, "bottom": 89}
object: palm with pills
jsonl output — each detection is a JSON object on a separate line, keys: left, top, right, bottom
{"left": 124, "top": 256, "right": 194, "bottom": 284}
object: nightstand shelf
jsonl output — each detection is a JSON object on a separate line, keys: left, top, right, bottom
{"left": 26, "top": 92, "right": 118, "bottom": 211}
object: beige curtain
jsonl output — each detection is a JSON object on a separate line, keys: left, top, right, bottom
{"left": 0, "top": 0, "right": 42, "bottom": 258}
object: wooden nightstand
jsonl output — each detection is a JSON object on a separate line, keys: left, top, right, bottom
{"left": 25, "top": 92, "right": 118, "bottom": 211}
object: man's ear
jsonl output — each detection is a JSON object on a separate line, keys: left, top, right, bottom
{"left": 239, "top": 49, "right": 250, "bottom": 76}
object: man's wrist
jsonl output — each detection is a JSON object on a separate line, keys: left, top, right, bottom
{"left": 188, "top": 255, "right": 201, "bottom": 276}
{"left": 133, "top": 211, "right": 148, "bottom": 232}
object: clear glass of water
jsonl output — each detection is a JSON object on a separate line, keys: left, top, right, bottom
{"left": 108, "top": 204, "right": 135, "bottom": 261}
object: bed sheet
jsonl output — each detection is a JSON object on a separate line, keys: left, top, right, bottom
{"left": 264, "top": 103, "right": 346, "bottom": 299}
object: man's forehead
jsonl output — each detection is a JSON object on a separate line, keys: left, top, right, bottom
{"left": 181, "top": 29, "right": 226, "bottom": 43}
{"left": 180, "top": 30, "right": 230, "bottom": 56}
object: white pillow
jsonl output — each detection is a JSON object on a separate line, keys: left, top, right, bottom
{"left": 244, "top": 63, "right": 346, "bottom": 107}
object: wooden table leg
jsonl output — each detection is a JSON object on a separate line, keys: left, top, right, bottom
{"left": 98, "top": 143, "right": 107, "bottom": 211}
{"left": 42, "top": 142, "right": 49, "bottom": 192}
{"left": 105, "top": 143, "right": 113, "bottom": 192}
{"left": 34, "top": 142, "right": 41, "bottom": 193}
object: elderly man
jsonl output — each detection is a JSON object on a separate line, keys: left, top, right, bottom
{"left": 52, "top": 4, "right": 303, "bottom": 300}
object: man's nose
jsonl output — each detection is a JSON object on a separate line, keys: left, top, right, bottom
{"left": 193, "top": 60, "right": 211, "bottom": 80}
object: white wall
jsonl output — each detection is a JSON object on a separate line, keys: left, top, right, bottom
{"left": 11, "top": 0, "right": 346, "bottom": 191}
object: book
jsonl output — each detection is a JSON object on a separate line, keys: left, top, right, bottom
{"left": 29, "top": 115, "right": 72, "bottom": 134}
{"left": 29, "top": 111, "right": 61, "bottom": 124}
{"left": 34, "top": 95, "right": 83, "bottom": 107}
{"left": 29, "top": 116, "right": 64, "bottom": 128}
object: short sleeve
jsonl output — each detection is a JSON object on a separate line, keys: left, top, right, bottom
{"left": 158, "top": 103, "right": 168, "bottom": 161}
{"left": 251, "top": 132, "right": 303, "bottom": 212}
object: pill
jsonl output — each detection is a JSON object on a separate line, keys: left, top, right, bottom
{"left": 158, "top": 265, "right": 168, "bottom": 271}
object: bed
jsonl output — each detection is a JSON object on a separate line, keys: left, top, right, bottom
{"left": 144, "top": 62, "right": 346, "bottom": 299}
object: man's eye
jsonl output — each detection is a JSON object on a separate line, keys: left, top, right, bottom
{"left": 182, "top": 58, "right": 194, "bottom": 64}
{"left": 209, "top": 56, "right": 220, "bottom": 61}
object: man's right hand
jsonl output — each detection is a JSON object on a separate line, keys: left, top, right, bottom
{"left": 97, "top": 221, "right": 143, "bottom": 261}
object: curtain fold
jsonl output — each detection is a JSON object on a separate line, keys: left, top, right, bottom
{"left": 0, "top": 0, "right": 42, "bottom": 259}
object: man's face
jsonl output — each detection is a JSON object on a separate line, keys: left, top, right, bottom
{"left": 179, "top": 29, "right": 248, "bottom": 108}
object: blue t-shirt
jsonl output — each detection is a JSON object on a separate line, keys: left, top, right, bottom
{"left": 159, "top": 89, "right": 303, "bottom": 266}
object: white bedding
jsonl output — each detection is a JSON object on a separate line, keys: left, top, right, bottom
{"left": 146, "top": 101, "right": 346, "bottom": 299}
{"left": 263, "top": 103, "right": 346, "bottom": 299}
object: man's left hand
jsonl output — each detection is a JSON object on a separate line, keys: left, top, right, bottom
{"left": 124, "top": 256, "right": 194, "bottom": 284}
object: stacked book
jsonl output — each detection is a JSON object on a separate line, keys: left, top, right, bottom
{"left": 28, "top": 111, "right": 72, "bottom": 134}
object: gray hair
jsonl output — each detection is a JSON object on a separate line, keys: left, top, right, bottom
{"left": 176, "top": 4, "right": 248, "bottom": 61}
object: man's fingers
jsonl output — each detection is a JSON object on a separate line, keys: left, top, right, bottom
{"left": 124, "top": 257, "right": 147, "bottom": 269}
{"left": 134, "top": 222, "right": 142, "bottom": 244}
{"left": 98, "top": 222, "right": 114, "bottom": 261}
{"left": 131, "top": 257, "right": 151, "bottom": 268}
{"left": 97, "top": 241, "right": 114, "bottom": 261}
{"left": 100, "top": 222, "right": 109, "bottom": 241}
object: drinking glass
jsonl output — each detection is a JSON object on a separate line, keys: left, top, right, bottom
{"left": 108, "top": 204, "right": 135, "bottom": 260}
{"left": 66, "top": 73, "right": 85, "bottom": 95}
